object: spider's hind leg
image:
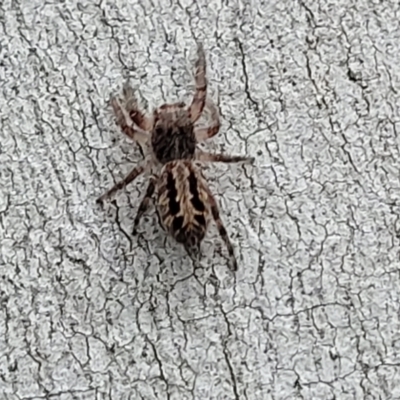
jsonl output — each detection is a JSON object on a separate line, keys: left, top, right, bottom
{"left": 206, "top": 189, "right": 238, "bottom": 272}
{"left": 97, "top": 161, "right": 148, "bottom": 204}
{"left": 132, "top": 177, "right": 157, "bottom": 234}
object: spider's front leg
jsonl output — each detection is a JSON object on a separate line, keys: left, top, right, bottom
{"left": 111, "top": 97, "right": 149, "bottom": 144}
{"left": 122, "top": 83, "right": 154, "bottom": 131}
{"left": 194, "top": 98, "right": 220, "bottom": 142}
{"left": 189, "top": 43, "right": 207, "bottom": 123}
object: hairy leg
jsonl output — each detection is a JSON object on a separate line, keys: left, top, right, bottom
{"left": 111, "top": 98, "right": 149, "bottom": 144}
{"left": 97, "top": 162, "right": 147, "bottom": 204}
{"left": 206, "top": 189, "right": 238, "bottom": 271}
{"left": 189, "top": 43, "right": 207, "bottom": 123}
{"left": 195, "top": 150, "right": 255, "bottom": 164}
{"left": 132, "top": 178, "right": 156, "bottom": 234}
{"left": 194, "top": 99, "right": 220, "bottom": 141}
{"left": 122, "top": 83, "right": 153, "bottom": 131}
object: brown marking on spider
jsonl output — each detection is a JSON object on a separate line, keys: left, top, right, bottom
{"left": 130, "top": 160, "right": 239, "bottom": 270}
{"left": 97, "top": 43, "right": 254, "bottom": 270}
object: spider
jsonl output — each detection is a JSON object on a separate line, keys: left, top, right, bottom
{"left": 97, "top": 44, "right": 254, "bottom": 271}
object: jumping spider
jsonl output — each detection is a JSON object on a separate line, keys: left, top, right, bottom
{"left": 97, "top": 44, "right": 254, "bottom": 271}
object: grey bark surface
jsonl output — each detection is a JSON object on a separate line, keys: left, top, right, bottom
{"left": 1, "top": 0, "right": 400, "bottom": 399}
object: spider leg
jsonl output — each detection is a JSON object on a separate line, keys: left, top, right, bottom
{"left": 195, "top": 150, "right": 255, "bottom": 164}
{"left": 194, "top": 98, "right": 220, "bottom": 142}
{"left": 122, "top": 83, "right": 154, "bottom": 131}
{"left": 132, "top": 177, "right": 156, "bottom": 234}
{"left": 97, "top": 162, "right": 147, "bottom": 204}
{"left": 206, "top": 189, "right": 238, "bottom": 271}
{"left": 111, "top": 98, "right": 149, "bottom": 144}
{"left": 189, "top": 43, "right": 207, "bottom": 123}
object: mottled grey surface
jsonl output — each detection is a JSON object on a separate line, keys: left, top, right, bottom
{"left": 1, "top": 0, "right": 400, "bottom": 399}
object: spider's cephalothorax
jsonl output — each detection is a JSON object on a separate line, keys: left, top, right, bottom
{"left": 97, "top": 44, "right": 254, "bottom": 271}
{"left": 151, "top": 103, "right": 197, "bottom": 164}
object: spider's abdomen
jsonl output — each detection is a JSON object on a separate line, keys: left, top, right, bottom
{"left": 151, "top": 105, "right": 197, "bottom": 164}
{"left": 156, "top": 160, "right": 210, "bottom": 252}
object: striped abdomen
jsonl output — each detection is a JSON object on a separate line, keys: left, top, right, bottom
{"left": 156, "top": 160, "right": 210, "bottom": 252}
